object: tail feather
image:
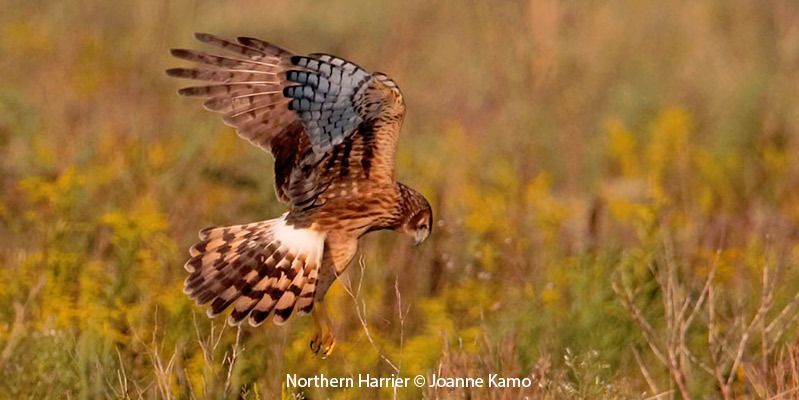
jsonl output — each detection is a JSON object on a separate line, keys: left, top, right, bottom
{"left": 183, "top": 214, "right": 324, "bottom": 326}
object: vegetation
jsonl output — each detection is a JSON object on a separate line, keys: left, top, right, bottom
{"left": 2, "top": 0, "right": 798, "bottom": 398}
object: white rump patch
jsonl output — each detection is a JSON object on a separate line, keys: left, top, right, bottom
{"left": 272, "top": 213, "right": 326, "bottom": 267}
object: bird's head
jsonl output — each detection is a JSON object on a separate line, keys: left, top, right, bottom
{"left": 408, "top": 204, "right": 433, "bottom": 246}
{"left": 396, "top": 184, "right": 433, "bottom": 246}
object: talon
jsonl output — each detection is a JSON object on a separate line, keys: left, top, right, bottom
{"left": 310, "top": 330, "right": 335, "bottom": 357}
{"left": 321, "top": 335, "right": 335, "bottom": 358}
{"left": 310, "top": 301, "right": 336, "bottom": 358}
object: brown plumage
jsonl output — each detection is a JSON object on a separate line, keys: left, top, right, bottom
{"left": 168, "top": 33, "right": 433, "bottom": 356}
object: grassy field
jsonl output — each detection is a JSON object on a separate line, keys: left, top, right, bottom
{"left": 2, "top": 0, "right": 799, "bottom": 398}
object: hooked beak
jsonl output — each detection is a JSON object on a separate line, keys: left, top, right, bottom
{"left": 414, "top": 228, "right": 430, "bottom": 246}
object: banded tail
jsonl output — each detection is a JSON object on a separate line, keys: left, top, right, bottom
{"left": 183, "top": 214, "right": 325, "bottom": 326}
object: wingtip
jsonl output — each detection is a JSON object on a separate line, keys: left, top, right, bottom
{"left": 194, "top": 32, "right": 216, "bottom": 42}
{"left": 176, "top": 86, "right": 198, "bottom": 97}
{"left": 164, "top": 67, "right": 182, "bottom": 77}
{"left": 169, "top": 48, "right": 190, "bottom": 59}
{"left": 236, "top": 36, "right": 258, "bottom": 47}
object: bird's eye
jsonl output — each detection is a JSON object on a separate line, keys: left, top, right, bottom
{"left": 419, "top": 223, "right": 428, "bottom": 231}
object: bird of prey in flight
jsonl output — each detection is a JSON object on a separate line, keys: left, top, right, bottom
{"left": 167, "top": 33, "right": 432, "bottom": 357}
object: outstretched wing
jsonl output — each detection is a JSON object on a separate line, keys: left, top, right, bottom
{"left": 168, "top": 33, "right": 405, "bottom": 208}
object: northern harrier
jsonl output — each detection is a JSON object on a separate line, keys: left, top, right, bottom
{"left": 167, "top": 34, "right": 432, "bottom": 357}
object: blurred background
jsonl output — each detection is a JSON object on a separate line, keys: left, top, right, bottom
{"left": 2, "top": 0, "right": 799, "bottom": 398}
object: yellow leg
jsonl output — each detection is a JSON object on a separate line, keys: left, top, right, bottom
{"left": 310, "top": 301, "right": 336, "bottom": 358}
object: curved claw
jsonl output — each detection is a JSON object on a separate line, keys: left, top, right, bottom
{"left": 310, "top": 301, "right": 336, "bottom": 358}
{"left": 310, "top": 330, "right": 336, "bottom": 358}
